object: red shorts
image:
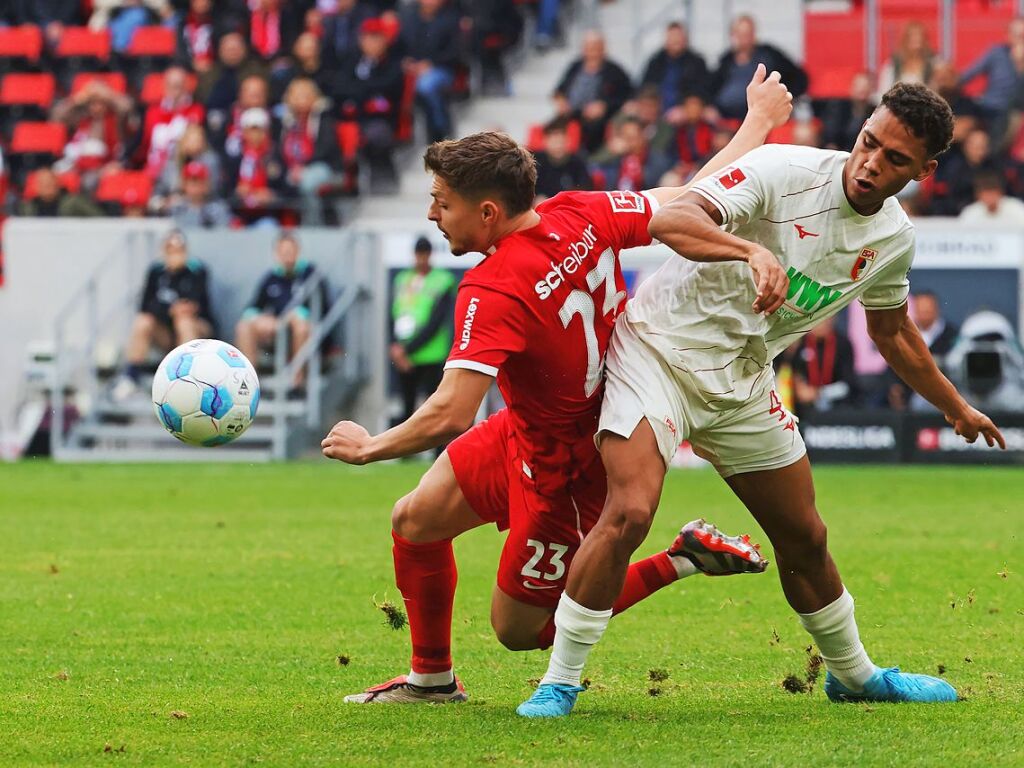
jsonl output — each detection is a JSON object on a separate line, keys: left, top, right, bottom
{"left": 447, "top": 409, "right": 607, "bottom": 608}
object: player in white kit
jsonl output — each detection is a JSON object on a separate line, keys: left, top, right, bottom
{"left": 520, "top": 82, "right": 1007, "bottom": 716}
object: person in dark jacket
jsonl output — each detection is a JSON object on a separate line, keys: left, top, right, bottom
{"left": 235, "top": 230, "right": 324, "bottom": 392}
{"left": 320, "top": 0, "right": 375, "bottom": 70}
{"left": 17, "top": 168, "right": 103, "bottom": 218}
{"left": 639, "top": 22, "right": 711, "bottom": 109}
{"left": 277, "top": 78, "right": 341, "bottom": 225}
{"left": 533, "top": 116, "right": 591, "bottom": 201}
{"left": 821, "top": 71, "right": 876, "bottom": 151}
{"left": 711, "top": 14, "right": 807, "bottom": 120}
{"left": 553, "top": 30, "right": 633, "bottom": 153}
{"left": 111, "top": 229, "right": 214, "bottom": 400}
{"left": 399, "top": 0, "right": 462, "bottom": 142}
{"left": 336, "top": 17, "right": 406, "bottom": 189}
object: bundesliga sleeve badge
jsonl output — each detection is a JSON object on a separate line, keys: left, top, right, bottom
{"left": 606, "top": 190, "right": 646, "bottom": 214}
{"left": 716, "top": 168, "right": 747, "bottom": 190}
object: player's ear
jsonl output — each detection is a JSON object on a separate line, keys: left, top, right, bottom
{"left": 914, "top": 158, "right": 938, "bottom": 182}
{"left": 480, "top": 200, "right": 499, "bottom": 222}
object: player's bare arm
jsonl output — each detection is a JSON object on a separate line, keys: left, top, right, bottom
{"left": 866, "top": 303, "right": 1006, "bottom": 448}
{"left": 644, "top": 63, "right": 793, "bottom": 208}
{"left": 321, "top": 368, "right": 492, "bottom": 464}
{"left": 648, "top": 192, "right": 789, "bottom": 315}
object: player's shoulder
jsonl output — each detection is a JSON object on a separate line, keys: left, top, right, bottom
{"left": 877, "top": 195, "right": 916, "bottom": 248}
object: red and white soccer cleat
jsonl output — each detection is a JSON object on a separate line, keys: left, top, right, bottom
{"left": 668, "top": 518, "right": 768, "bottom": 575}
{"left": 343, "top": 675, "right": 468, "bottom": 704}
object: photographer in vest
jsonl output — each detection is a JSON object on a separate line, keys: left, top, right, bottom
{"left": 390, "top": 236, "right": 458, "bottom": 431}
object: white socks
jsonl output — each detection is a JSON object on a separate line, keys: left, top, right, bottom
{"left": 407, "top": 669, "right": 455, "bottom": 688}
{"left": 539, "top": 593, "right": 612, "bottom": 687}
{"left": 798, "top": 588, "right": 876, "bottom": 691}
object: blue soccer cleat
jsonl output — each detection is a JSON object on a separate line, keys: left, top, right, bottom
{"left": 516, "top": 683, "right": 585, "bottom": 718}
{"left": 825, "top": 666, "right": 958, "bottom": 703}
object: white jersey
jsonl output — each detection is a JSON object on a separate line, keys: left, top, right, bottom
{"left": 626, "top": 144, "right": 915, "bottom": 409}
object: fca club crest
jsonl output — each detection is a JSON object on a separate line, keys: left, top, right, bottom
{"left": 851, "top": 248, "right": 877, "bottom": 281}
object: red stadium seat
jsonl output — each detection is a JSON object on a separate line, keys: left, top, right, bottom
{"left": 71, "top": 72, "right": 128, "bottom": 96}
{"left": 525, "top": 121, "right": 582, "bottom": 153}
{"left": 125, "top": 26, "right": 177, "bottom": 58}
{"left": 8, "top": 122, "right": 68, "bottom": 156}
{"left": 336, "top": 122, "right": 361, "bottom": 162}
{"left": 0, "top": 73, "right": 57, "bottom": 110}
{"left": 396, "top": 72, "right": 417, "bottom": 143}
{"left": 804, "top": 7, "right": 866, "bottom": 98}
{"left": 0, "top": 26, "right": 43, "bottom": 66}
{"left": 23, "top": 169, "right": 82, "bottom": 199}
{"left": 55, "top": 27, "right": 112, "bottom": 63}
{"left": 96, "top": 171, "right": 153, "bottom": 206}
{"left": 139, "top": 71, "right": 197, "bottom": 104}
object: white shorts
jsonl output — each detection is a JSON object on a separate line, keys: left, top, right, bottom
{"left": 598, "top": 315, "right": 807, "bottom": 478}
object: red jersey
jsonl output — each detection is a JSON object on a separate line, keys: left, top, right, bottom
{"left": 445, "top": 190, "right": 656, "bottom": 496}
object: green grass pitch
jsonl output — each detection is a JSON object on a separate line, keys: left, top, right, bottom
{"left": 1, "top": 461, "right": 1022, "bottom": 767}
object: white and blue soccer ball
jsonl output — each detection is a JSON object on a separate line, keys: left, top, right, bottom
{"left": 151, "top": 339, "right": 260, "bottom": 447}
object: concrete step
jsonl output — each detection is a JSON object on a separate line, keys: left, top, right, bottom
{"left": 75, "top": 423, "right": 276, "bottom": 444}
{"left": 55, "top": 446, "right": 274, "bottom": 463}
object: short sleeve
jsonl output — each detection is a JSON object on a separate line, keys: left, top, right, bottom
{"left": 444, "top": 285, "right": 526, "bottom": 377}
{"left": 688, "top": 144, "right": 789, "bottom": 229}
{"left": 565, "top": 190, "right": 658, "bottom": 250}
{"left": 860, "top": 239, "right": 914, "bottom": 310}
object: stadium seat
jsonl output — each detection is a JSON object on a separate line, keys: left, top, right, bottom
{"left": 804, "top": 7, "right": 866, "bottom": 98}
{"left": 71, "top": 72, "right": 128, "bottom": 96}
{"left": 0, "top": 73, "right": 57, "bottom": 111}
{"left": 6, "top": 122, "right": 69, "bottom": 182}
{"left": 55, "top": 27, "right": 112, "bottom": 64}
{"left": 396, "top": 72, "right": 417, "bottom": 143}
{"left": 22, "top": 169, "right": 82, "bottom": 199}
{"left": 336, "top": 122, "right": 361, "bottom": 162}
{"left": 96, "top": 171, "right": 153, "bottom": 206}
{"left": 122, "top": 26, "right": 177, "bottom": 89}
{"left": 0, "top": 26, "right": 43, "bottom": 70}
{"left": 8, "top": 122, "right": 68, "bottom": 156}
{"left": 139, "top": 71, "right": 197, "bottom": 105}
{"left": 525, "top": 120, "right": 581, "bottom": 153}
{"left": 125, "top": 26, "right": 177, "bottom": 58}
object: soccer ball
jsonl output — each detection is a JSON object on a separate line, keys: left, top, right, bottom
{"left": 151, "top": 339, "right": 260, "bottom": 447}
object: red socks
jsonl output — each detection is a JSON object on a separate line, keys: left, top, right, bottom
{"left": 392, "top": 532, "right": 458, "bottom": 675}
{"left": 613, "top": 551, "right": 679, "bottom": 614}
{"left": 535, "top": 552, "right": 679, "bottom": 648}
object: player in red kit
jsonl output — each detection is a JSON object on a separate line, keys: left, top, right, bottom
{"left": 322, "top": 66, "right": 793, "bottom": 703}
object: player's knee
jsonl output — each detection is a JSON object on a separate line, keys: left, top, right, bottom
{"left": 134, "top": 313, "right": 156, "bottom": 334}
{"left": 490, "top": 613, "right": 539, "bottom": 651}
{"left": 390, "top": 491, "right": 434, "bottom": 542}
{"left": 601, "top": 498, "right": 656, "bottom": 552}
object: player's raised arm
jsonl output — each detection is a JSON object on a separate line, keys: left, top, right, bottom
{"left": 643, "top": 63, "right": 793, "bottom": 208}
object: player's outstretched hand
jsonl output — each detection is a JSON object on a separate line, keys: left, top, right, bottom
{"left": 747, "top": 246, "right": 788, "bottom": 315}
{"left": 746, "top": 63, "right": 793, "bottom": 130}
{"left": 946, "top": 406, "right": 1006, "bottom": 449}
{"left": 322, "top": 420, "right": 374, "bottom": 464}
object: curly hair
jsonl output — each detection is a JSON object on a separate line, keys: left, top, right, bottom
{"left": 424, "top": 132, "right": 536, "bottom": 216}
{"left": 880, "top": 82, "right": 954, "bottom": 159}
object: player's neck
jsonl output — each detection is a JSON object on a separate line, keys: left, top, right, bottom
{"left": 495, "top": 209, "right": 542, "bottom": 242}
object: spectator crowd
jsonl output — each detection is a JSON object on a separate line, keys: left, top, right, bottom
{"left": 0, "top": 0, "right": 535, "bottom": 225}
{"left": 535, "top": 14, "right": 1024, "bottom": 224}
